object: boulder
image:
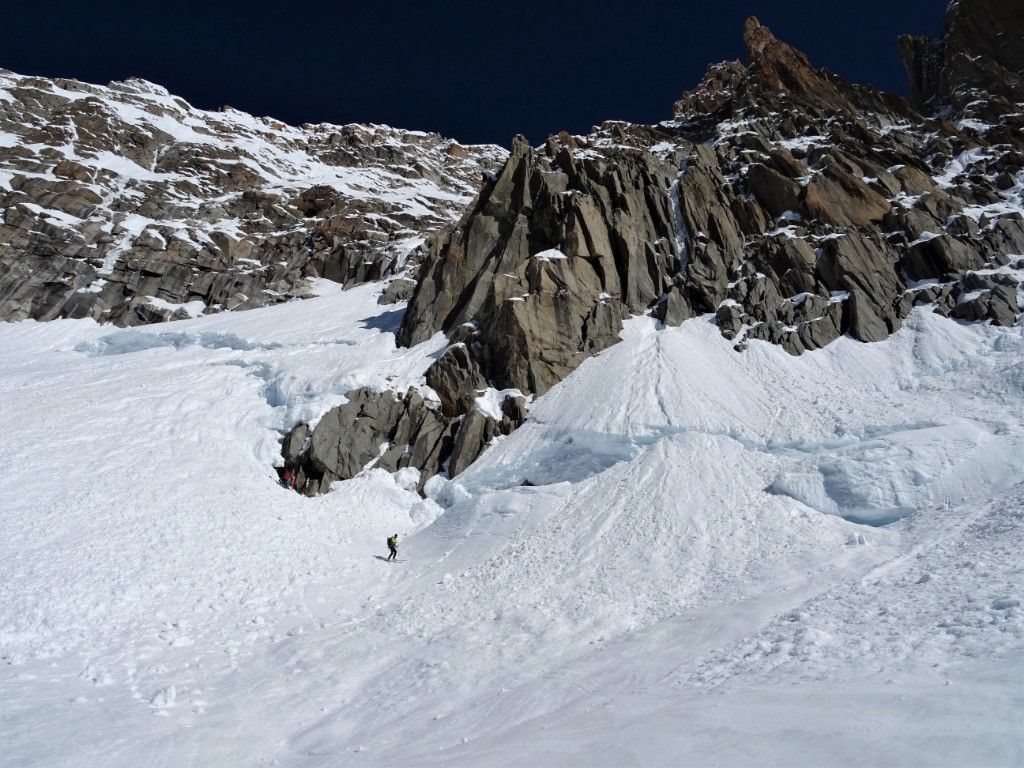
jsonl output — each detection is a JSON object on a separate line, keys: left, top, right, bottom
{"left": 798, "top": 299, "right": 845, "bottom": 350}
{"left": 745, "top": 163, "right": 802, "bottom": 218}
{"left": 658, "top": 283, "right": 696, "bottom": 327}
{"left": 900, "top": 235, "right": 985, "bottom": 281}
{"left": 816, "top": 232, "right": 904, "bottom": 342}
{"left": 500, "top": 394, "right": 528, "bottom": 433}
{"left": 950, "top": 285, "right": 1020, "bottom": 326}
{"left": 380, "top": 278, "right": 418, "bottom": 305}
{"left": 307, "top": 389, "right": 403, "bottom": 481}
{"left": 801, "top": 164, "right": 891, "bottom": 228}
{"left": 300, "top": 387, "right": 459, "bottom": 492}
{"left": 281, "top": 423, "right": 310, "bottom": 465}
{"left": 448, "top": 409, "right": 498, "bottom": 478}
{"left": 767, "top": 148, "right": 808, "bottom": 179}
{"left": 425, "top": 344, "right": 487, "bottom": 418}
{"left": 715, "top": 303, "right": 744, "bottom": 339}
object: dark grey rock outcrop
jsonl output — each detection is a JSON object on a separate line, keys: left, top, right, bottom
{"left": 287, "top": 387, "right": 456, "bottom": 495}
{"left": 816, "top": 232, "right": 906, "bottom": 343}
{"left": 425, "top": 344, "right": 487, "bottom": 418}
{"left": 285, "top": 387, "right": 527, "bottom": 494}
{"left": 398, "top": 134, "right": 681, "bottom": 395}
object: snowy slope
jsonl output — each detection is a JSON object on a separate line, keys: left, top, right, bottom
{"left": 1, "top": 281, "right": 1022, "bottom": 766}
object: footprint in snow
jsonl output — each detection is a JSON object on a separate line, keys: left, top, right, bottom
{"left": 149, "top": 685, "right": 177, "bottom": 709}
{"left": 78, "top": 664, "right": 112, "bottom": 686}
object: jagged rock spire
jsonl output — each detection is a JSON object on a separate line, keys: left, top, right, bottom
{"left": 676, "top": 16, "right": 913, "bottom": 128}
{"left": 900, "top": 0, "right": 1024, "bottom": 126}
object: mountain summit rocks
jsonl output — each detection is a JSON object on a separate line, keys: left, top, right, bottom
{"left": 396, "top": 12, "right": 1022, "bottom": 395}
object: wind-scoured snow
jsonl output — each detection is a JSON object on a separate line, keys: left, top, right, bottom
{"left": 1, "top": 281, "right": 1022, "bottom": 767}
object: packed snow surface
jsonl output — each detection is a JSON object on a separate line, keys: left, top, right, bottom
{"left": 1, "top": 281, "right": 1022, "bottom": 767}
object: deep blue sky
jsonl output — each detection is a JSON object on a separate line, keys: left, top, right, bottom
{"left": 4, "top": 0, "right": 943, "bottom": 147}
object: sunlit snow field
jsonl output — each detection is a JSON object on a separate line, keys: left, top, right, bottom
{"left": 1, "top": 280, "right": 1022, "bottom": 767}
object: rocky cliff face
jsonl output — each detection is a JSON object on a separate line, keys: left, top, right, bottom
{"left": 396, "top": 131, "right": 681, "bottom": 394}
{"left": 0, "top": 71, "right": 506, "bottom": 324}
{"left": 662, "top": 15, "right": 1023, "bottom": 350}
{"left": 900, "top": 0, "right": 1024, "bottom": 126}
{"left": 397, "top": 13, "right": 1023, "bottom": 395}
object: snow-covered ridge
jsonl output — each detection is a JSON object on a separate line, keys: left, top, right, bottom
{"left": 0, "top": 69, "right": 507, "bottom": 325}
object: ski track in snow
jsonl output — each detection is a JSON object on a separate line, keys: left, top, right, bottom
{"left": 1, "top": 281, "right": 1022, "bottom": 767}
